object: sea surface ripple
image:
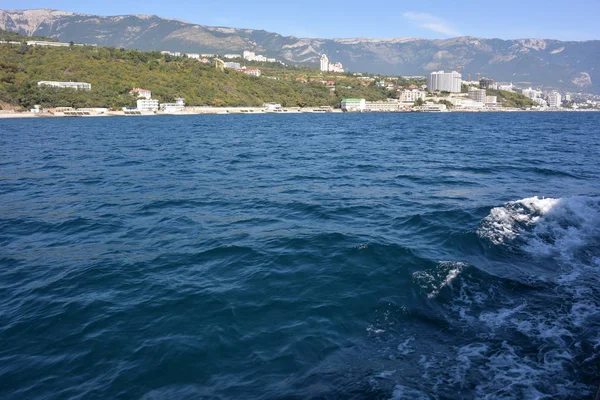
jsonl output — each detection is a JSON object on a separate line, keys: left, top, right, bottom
{"left": 1, "top": 113, "right": 599, "bottom": 399}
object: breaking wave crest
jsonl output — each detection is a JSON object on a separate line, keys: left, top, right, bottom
{"left": 477, "top": 196, "right": 600, "bottom": 264}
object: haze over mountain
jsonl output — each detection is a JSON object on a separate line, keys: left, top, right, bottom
{"left": 1, "top": 9, "right": 598, "bottom": 93}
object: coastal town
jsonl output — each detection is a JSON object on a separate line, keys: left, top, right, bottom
{"left": 1, "top": 39, "right": 599, "bottom": 117}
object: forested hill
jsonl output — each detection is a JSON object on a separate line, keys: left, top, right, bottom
{"left": 2, "top": 9, "right": 599, "bottom": 93}
{"left": 0, "top": 40, "right": 394, "bottom": 110}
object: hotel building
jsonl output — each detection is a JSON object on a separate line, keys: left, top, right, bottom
{"left": 427, "top": 71, "right": 462, "bottom": 93}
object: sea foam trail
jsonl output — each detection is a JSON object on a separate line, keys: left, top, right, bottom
{"left": 395, "top": 197, "right": 600, "bottom": 399}
{"left": 469, "top": 196, "right": 600, "bottom": 397}
{"left": 477, "top": 196, "right": 560, "bottom": 246}
{"left": 477, "top": 196, "right": 600, "bottom": 263}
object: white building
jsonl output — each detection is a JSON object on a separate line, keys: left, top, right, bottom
{"left": 75, "top": 108, "right": 109, "bottom": 114}
{"left": 427, "top": 71, "right": 462, "bottom": 93}
{"left": 242, "top": 51, "right": 268, "bottom": 62}
{"left": 450, "top": 98, "right": 485, "bottom": 110}
{"left": 27, "top": 40, "right": 70, "bottom": 47}
{"left": 468, "top": 87, "right": 487, "bottom": 103}
{"left": 341, "top": 98, "right": 366, "bottom": 111}
{"left": 320, "top": 54, "right": 329, "bottom": 72}
{"left": 137, "top": 99, "right": 159, "bottom": 112}
{"left": 185, "top": 53, "right": 200, "bottom": 59}
{"left": 239, "top": 68, "right": 261, "bottom": 77}
{"left": 160, "top": 98, "right": 185, "bottom": 113}
{"left": 365, "top": 100, "right": 401, "bottom": 112}
{"left": 224, "top": 54, "right": 242, "bottom": 59}
{"left": 412, "top": 103, "right": 448, "bottom": 112}
{"left": 399, "top": 89, "right": 426, "bottom": 102}
{"left": 38, "top": 81, "right": 91, "bottom": 90}
{"left": 522, "top": 87, "right": 542, "bottom": 99}
{"left": 201, "top": 54, "right": 215, "bottom": 58}
{"left": 328, "top": 62, "right": 344, "bottom": 73}
{"left": 224, "top": 62, "right": 241, "bottom": 69}
{"left": 498, "top": 83, "right": 514, "bottom": 92}
{"left": 130, "top": 88, "right": 152, "bottom": 100}
{"left": 264, "top": 103, "right": 282, "bottom": 111}
{"left": 547, "top": 91, "right": 562, "bottom": 108}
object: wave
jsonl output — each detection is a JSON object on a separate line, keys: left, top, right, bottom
{"left": 400, "top": 260, "right": 599, "bottom": 398}
{"left": 477, "top": 195, "right": 600, "bottom": 264}
{"left": 412, "top": 261, "right": 468, "bottom": 299}
{"left": 382, "top": 197, "right": 600, "bottom": 398}
{"left": 477, "top": 196, "right": 560, "bottom": 246}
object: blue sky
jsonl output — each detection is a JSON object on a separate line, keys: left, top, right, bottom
{"left": 6, "top": 0, "right": 600, "bottom": 40}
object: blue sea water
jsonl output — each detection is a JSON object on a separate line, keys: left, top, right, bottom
{"left": 1, "top": 113, "right": 599, "bottom": 399}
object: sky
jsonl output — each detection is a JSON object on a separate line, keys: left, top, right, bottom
{"left": 5, "top": 0, "right": 600, "bottom": 41}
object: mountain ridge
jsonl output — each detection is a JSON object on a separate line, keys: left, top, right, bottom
{"left": 1, "top": 8, "right": 598, "bottom": 93}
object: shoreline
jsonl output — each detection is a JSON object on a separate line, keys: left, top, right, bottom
{"left": 0, "top": 107, "right": 597, "bottom": 119}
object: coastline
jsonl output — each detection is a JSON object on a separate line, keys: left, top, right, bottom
{"left": 0, "top": 107, "right": 596, "bottom": 119}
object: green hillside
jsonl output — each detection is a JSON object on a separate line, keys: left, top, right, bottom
{"left": 459, "top": 84, "right": 536, "bottom": 108}
{"left": 0, "top": 28, "right": 59, "bottom": 43}
{"left": 0, "top": 42, "right": 395, "bottom": 110}
{"left": 485, "top": 88, "right": 537, "bottom": 108}
{"left": 2, "top": 10, "right": 598, "bottom": 93}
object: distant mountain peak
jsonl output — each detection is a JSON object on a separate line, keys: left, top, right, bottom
{"left": 0, "top": 9, "right": 79, "bottom": 36}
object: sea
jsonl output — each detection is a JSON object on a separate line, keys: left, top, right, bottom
{"left": 1, "top": 113, "right": 599, "bottom": 399}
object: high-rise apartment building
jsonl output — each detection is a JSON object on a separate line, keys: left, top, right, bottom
{"left": 320, "top": 54, "right": 329, "bottom": 72}
{"left": 427, "top": 71, "right": 462, "bottom": 93}
{"left": 547, "top": 91, "right": 562, "bottom": 108}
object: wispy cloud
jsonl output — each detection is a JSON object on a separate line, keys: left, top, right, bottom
{"left": 403, "top": 12, "right": 462, "bottom": 37}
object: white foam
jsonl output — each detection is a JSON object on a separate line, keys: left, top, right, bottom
{"left": 374, "top": 370, "right": 396, "bottom": 378}
{"left": 366, "top": 326, "right": 385, "bottom": 334}
{"left": 397, "top": 337, "right": 414, "bottom": 355}
{"left": 478, "top": 196, "right": 600, "bottom": 264}
{"left": 394, "top": 197, "right": 600, "bottom": 397}
{"left": 453, "top": 343, "right": 489, "bottom": 385}
{"left": 413, "top": 261, "right": 467, "bottom": 299}
{"left": 418, "top": 355, "right": 434, "bottom": 380}
{"left": 477, "top": 196, "right": 560, "bottom": 245}
{"left": 429, "top": 263, "right": 463, "bottom": 299}
{"left": 479, "top": 303, "right": 527, "bottom": 330}
{"left": 522, "top": 196, "right": 600, "bottom": 263}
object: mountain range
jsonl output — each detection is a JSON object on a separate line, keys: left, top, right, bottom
{"left": 1, "top": 9, "right": 598, "bottom": 93}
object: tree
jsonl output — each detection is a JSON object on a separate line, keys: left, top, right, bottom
{"left": 414, "top": 98, "right": 425, "bottom": 106}
{"left": 0, "top": 41, "right": 426, "bottom": 110}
